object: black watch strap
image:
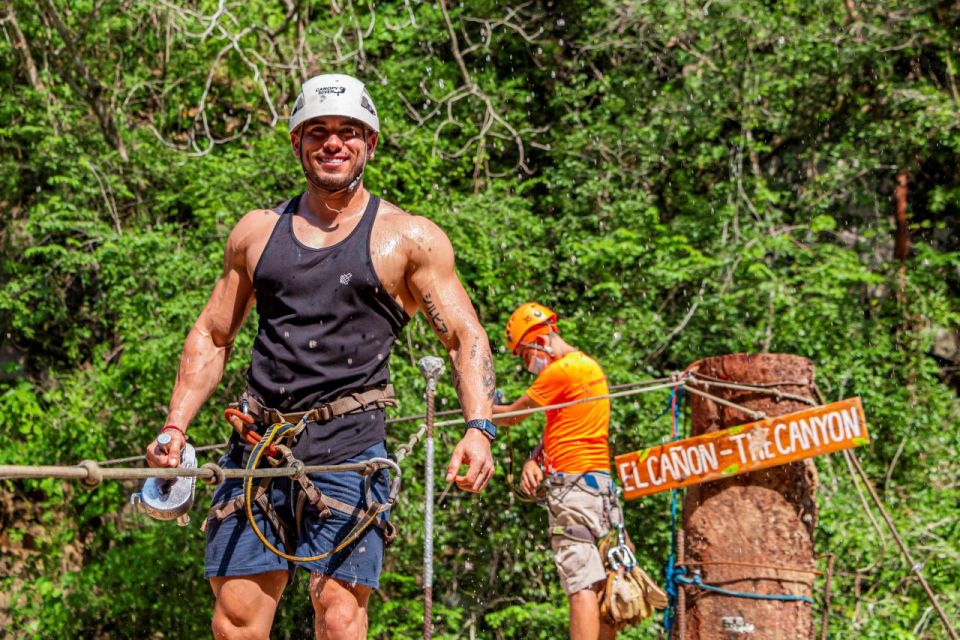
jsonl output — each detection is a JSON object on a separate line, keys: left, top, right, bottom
{"left": 466, "top": 418, "right": 497, "bottom": 441}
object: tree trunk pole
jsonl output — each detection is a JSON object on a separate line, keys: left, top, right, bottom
{"left": 681, "top": 354, "right": 819, "bottom": 639}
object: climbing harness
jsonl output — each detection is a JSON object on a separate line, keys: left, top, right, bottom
{"left": 193, "top": 386, "right": 405, "bottom": 563}
{"left": 536, "top": 462, "right": 668, "bottom": 631}
{"left": 203, "top": 418, "right": 400, "bottom": 563}
{"left": 229, "top": 385, "right": 397, "bottom": 430}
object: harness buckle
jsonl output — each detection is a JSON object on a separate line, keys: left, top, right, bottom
{"left": 316, "top": 404, "right": 334, "bottom": 422}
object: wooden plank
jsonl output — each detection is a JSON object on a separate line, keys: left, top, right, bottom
{"left": 616, "top": 397, "right": 869, "bottom": 499}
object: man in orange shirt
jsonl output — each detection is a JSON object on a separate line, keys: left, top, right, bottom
{"left": 493, "top": 302, "right": 617, "bottom": 640}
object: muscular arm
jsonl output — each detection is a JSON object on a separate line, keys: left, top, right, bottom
{"left": 405, "top": 220, "right": 494, "bottom": 423}
{"left": 147, "top": 216, "right": 258, "bottom": 467}
{"left": 404, "top": 218, "right": 495, "bottom": 491}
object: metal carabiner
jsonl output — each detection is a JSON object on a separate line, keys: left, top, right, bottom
{"left": 607, "top": 543, "right": 637, "bottom": 571}
{"left": 363, "top": 457, "right": 403, "bottom": 510}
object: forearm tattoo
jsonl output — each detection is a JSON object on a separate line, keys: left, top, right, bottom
{"left": 452, "top": 366, "right": 463, "bottom": 398}
{"left": 422, "top": 292, "right": 449, "bottom": 334}
{"left": 470, "top": 335, "right": 496, "bottom": 401}
{"left": 481, "top": 353, "right": 496, "bottom": 401}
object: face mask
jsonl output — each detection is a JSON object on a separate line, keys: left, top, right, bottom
{"left": 526, "top": 354, "right": 550, "bottom": 375}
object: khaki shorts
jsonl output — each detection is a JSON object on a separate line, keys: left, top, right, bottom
{"left": 546, "top": 472, "right": 615, "bottom": 595}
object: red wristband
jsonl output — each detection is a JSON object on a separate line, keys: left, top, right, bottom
{"left": 160, "top": 424, "right": 188, "bottom": 440}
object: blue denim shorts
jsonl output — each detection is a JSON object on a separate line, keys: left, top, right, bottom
{"left": 204, "top": 442, "right": 391, "bottom": 588}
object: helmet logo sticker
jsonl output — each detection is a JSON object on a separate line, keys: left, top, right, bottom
{"left": 360, "top": 95, "right": 377, "bottom": 116}
{"left": 292, "top": 95, "right": 304, "bottom": 115}
{"left": 315, "top": 86, "right": 347, "bottom": 96}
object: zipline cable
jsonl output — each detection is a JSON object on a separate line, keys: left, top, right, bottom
{"left": 2, "top": 380, "right": 685, "bottom": 485}
{"left": 844, "top": 448, "right": 958, "bottom": 640}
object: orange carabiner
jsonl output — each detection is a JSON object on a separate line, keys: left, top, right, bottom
{"left": 224, "top": 407, "right": 279, "bottom": 458}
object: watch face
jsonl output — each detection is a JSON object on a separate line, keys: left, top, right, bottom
{"left": 468, "top": 419, "right": 497, "bottom": 440}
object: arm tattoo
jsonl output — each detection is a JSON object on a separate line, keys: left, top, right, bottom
{"left": 452, "top": 366, "right": 463, "bottom": 398}
{"left": 481, "top": 353, "right": 496, "bottom": 401}
{"left": 422, "top": 292, "right": 449, "bottom": 334}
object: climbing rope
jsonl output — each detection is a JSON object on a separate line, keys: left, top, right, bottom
{"left": 240, "top": 421, "right": 385, "bottom": 563}
{"left": 662, "top": 383, "right": 685, "bottom": 637}
{"left": 672, "top": 570, "right": 815, "bottom": 604}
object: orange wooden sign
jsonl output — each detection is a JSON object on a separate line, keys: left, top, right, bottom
{"left": 616, "top": 397, "right": 869, "bottom": 500}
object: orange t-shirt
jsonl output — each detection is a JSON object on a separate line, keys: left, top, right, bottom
{"left": 525, "top": 351, "right": 610, "bottom": 474}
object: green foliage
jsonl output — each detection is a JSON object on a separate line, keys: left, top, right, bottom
{"left": 1, "top": 0, "right": 958, "bottom": 638}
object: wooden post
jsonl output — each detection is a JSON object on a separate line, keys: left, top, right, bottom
{"left": 681, "top": 354, "right": 819, "bottom": 639}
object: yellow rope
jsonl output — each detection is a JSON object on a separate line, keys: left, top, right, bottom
{"left": 242, "top": 422, "right": 382, "bottom": 563}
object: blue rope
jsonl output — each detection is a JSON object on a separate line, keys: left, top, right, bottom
{"left": 648, "top": 402, "right": 673, "bottom": 424}
{"left": 662, "top": 384, "right": 683, "bottom": 635}
{"left": 675, "top": 571, "right": 815, "bottom": 604}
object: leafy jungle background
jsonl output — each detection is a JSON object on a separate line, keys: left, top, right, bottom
{"left": 1, "top": 0, "right": 958, "bottom": 638}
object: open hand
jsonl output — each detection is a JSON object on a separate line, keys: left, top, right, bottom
{"left": 445, "top": 429, "right": 494, "bottom": 493}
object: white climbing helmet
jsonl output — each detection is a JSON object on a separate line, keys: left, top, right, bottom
{"left": 288, "top": 73, "right": 380, "bottom": 134}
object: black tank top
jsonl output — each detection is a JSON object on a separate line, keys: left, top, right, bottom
{"left": 234, "top": 193, "right": 409, "bottom": 465}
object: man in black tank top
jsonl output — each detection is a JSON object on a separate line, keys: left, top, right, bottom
{"left": 144, "top": 74, "right": 497, "bottom": 640}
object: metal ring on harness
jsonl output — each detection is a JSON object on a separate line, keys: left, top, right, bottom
{"left": 608, "top": 544, "right": 638, "bottom": 571}
{"left": 607, "top": 523, "right": 637, "bottom": 570}
{"left": 362, "top": 457, "right": 403, "bottom": 509}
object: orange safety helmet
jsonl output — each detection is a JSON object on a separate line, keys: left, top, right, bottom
{"left": 505, "top": 302, "right": 558, "bottom": 354}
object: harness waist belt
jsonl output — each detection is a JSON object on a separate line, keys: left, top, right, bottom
{"left": 548, "top": 470, "right": 611, "bottom": 490}
{"left": 237, "top": 385, "right": 397, "bottom": 425}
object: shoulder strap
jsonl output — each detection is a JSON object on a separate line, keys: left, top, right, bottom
{"left": 283, "top": 193, "right": 302, "bottom": 215}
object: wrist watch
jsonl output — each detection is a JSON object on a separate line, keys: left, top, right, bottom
{"left": 466, "top": 418, "right": 497, "bottom": 441}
